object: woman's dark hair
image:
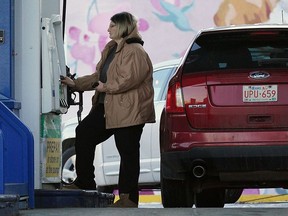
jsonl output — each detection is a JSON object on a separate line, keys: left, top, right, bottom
{"left": 110, "top": 12, "right": 137, "bottom": 38}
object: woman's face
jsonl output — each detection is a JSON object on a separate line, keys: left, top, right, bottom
{"left": 108, "top": 21, "right": 120, "bottom": 40}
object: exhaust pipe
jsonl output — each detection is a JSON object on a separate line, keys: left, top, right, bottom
{"left": 192, "top": 165, "right": 206, "bottom": 178}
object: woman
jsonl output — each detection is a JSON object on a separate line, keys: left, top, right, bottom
{"left": 61, "top": 12, "right": 155, "bottom": 208}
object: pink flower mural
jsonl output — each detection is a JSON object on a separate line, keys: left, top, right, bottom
{"left": 66, "top": 1, "right": 150, "bottom": 75}
{"left": 69, "top": 26, "right": 96, "bottom": 71}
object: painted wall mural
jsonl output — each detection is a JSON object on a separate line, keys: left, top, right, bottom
{"left": 63, "top": 0, "right": 288, "bottom": 196}
{"left": 64, "top": 0, "right": 288, "bottom": 76}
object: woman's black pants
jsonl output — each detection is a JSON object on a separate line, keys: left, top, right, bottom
{"left": 74, "top": 103, "right": 144, "bottom": 204}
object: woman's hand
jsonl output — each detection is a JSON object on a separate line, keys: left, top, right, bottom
{"left": 60, "top": 76, "right": 76, "bottom": 88}
{"left": 96, "top": 81, "right": 105, "bottom": 92}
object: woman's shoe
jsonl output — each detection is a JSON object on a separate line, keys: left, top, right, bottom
{"left": 109, "top": 194, "right": 138, "bottom": 208}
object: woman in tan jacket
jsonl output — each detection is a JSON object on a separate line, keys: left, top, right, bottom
{"left": 61, "top": 12, "right": 155, "bottom": 208}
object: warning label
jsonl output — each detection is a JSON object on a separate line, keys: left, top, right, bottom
{"left": 45, "top": 138, "right": 61, "bottom": 178}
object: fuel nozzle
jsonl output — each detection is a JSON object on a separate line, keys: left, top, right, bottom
{"left": 65, "top": 66, "right": 83, "bottom": 123}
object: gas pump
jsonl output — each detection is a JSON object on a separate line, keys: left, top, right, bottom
{"left": 40, "top": 14, "right": 67, "bottom": 185}
{"left": 40, "top": 11, "right": 84, "bottom": 186}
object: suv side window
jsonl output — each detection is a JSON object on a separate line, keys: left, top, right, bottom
{"left": 153, "top": 67, "right": 174, "bottom": 101}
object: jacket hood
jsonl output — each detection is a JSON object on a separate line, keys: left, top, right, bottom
{"left": 117, "top": 27, "right": 144, "bottom": 51}
{"left": 126, "top": 37, "right": 144, "bottom": 45}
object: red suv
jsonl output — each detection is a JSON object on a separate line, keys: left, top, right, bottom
{"left": 160, "top": 24, "right": 288, "bottom": 208}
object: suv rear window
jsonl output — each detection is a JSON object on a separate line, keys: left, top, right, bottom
{"left": 183, "top": 29, "right": 288, "bottom": 73}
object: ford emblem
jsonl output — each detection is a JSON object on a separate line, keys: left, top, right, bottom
{"left": 249, "top": 71, "right": 270, "bottom": 79}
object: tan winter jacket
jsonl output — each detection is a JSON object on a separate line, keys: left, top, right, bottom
{"left": 73, "top": 28, "right": 155, "bottom": 129}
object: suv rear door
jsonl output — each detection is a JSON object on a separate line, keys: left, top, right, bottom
{"left": 181, "top": 28, "right": 288, "bottom": 130}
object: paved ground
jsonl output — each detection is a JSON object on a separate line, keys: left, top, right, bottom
{"left": 2, "top": 191, "right": 288, "bottom": 216}
{"left": 17, "top": 207, "right": 288, "bottom": 216}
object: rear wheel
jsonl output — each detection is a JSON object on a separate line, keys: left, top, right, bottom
{"left": 161, "top": 174, "right": 194, "bottom": 207}
{"left": 194, "top": 188, "right": 225, "bottom": 208}
{"left": 61, "top": 146, "right": 77, "bottom": 184}
{"left": 225, "top": 189, "right": 243, "bottom": 203}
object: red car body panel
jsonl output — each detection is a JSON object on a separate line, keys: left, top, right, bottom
{"left": 160, "top": 25, "right": 288, "bottom": 189}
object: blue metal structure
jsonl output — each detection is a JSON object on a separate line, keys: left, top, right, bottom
{"left": 0, "top": 0, "right": 14, "bottom": 103}
{"left": 0, "top": 102, "right": 34, "bottom": 208}
{"left": 0, "top": 0, "right": 34, "bottom": 208}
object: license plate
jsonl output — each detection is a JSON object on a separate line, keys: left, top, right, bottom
{"left": 243, "top": 85, "right": 278, "bottom": 102}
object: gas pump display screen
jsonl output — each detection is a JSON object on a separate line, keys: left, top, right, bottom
{"left": 0, "top": 30, "right": 4, "bottom": 44}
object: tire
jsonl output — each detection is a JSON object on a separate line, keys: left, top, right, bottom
{"left": 161, "top": 173, "right": 194, "bottom": 207}
{"left": 61, "top": 146, "right": 77, "bottom": 184}
{"left": 194, "top": 188, "right": 225, "bottom": 208}
{"left": 225, "top": 189, "right": 243, "bottom": 203}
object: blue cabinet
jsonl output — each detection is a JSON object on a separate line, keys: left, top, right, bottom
{"left": 0, "top": 0, "right": 34, "bottom": 209}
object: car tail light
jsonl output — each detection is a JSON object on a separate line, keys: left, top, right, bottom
{"left": 165, "top": 81, "right": 184, "bottom": 113}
